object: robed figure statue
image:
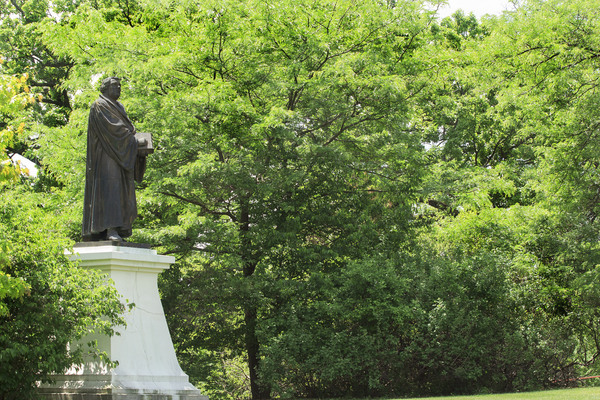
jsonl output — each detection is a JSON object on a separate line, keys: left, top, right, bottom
{"left": 82, "top": 77, "right": 150, "bottom": 242}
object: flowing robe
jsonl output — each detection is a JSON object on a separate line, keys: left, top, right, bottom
{"left": 82, "top": 94, "right": 142, "bottom": 241}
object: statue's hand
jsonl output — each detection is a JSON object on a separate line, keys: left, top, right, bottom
{"left": 137, "top": 137, "right": 147, "bottom": 146}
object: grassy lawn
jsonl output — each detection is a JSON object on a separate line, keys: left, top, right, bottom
{"left": 397, "top": 387, "right": 600, "bottom": 400}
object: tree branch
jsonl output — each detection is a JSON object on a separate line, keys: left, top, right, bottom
{"left": 160, "top": 191, "right": 237, "bottom": 221}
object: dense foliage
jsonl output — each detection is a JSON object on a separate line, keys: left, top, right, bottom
{"left": 0, "top": 187, "right": 125, "bottom": 399}
{"left": 2, "top": 0, "right": 600, "bottom": 398}
{"left": 0, "top": 4, "right": 124, "bottom": 399}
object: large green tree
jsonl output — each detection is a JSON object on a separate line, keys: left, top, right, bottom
{"left": 41, "top": 0, "right": 433, "bottom": 397}
{"left": 407, "top": 0, "right": 600, "bottom": 393}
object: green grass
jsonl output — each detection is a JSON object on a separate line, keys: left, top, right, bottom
{"left": 397, "top": 387, "right": 600, "bottom": 400}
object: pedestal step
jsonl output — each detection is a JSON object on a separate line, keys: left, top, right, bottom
{"left": 38, "top": 387, "right": 208, "bottom": 400}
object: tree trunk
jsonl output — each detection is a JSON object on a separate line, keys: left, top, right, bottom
{"left": 244, "top": 304, "right": 269, "bottom": 399}
{"left": 240, "top": 201, "right": 270, "bottom": 399}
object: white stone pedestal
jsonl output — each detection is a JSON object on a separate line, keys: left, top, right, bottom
{"left": 38, "top": 242, "right": 208, "bottom": 400}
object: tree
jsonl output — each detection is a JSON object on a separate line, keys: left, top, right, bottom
{"left": 0, "top": 184, "right": 125, "bottom": 399}
{"left": 407, "top": 0, "right": 600, "bottom": 393}
{"left": 498, "top": 0, "right": 600, "bottom": 378}
{"left": 0, "top": 70, "right": 37, "bottom": 318}
{"left": 41, "top": 0, "right": 433, "bottom": 397}
{"left": 0, "top": 0, "right": 73, "bottom": 114}
{"left": 0, "top": 11, "right": 125, "bottom": 398}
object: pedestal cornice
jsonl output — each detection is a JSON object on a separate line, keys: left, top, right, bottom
{"left": 68, "top": 242, "right": 175, "bottom": 273}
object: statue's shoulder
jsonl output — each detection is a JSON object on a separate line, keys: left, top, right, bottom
{"left": 90, "top": 96, "right": 116, "bottom": 116}
{"left": 90, "top": 96, "right": 104, "bottom": 110}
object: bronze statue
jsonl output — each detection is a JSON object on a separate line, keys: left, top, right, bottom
{"left": 82, "top": 77, "right": 151, "bottom": 241}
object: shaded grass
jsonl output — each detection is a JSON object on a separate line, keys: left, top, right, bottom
{"left": 398, "top": 386, "right": 600, "bottom": 400}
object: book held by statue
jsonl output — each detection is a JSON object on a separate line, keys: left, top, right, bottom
{"left": 135, "top": 131, "right": 154, "bottom": 155}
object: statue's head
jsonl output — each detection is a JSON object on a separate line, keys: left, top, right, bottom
{"left": 100, "top": 77, "right": 121, "bottom": 101}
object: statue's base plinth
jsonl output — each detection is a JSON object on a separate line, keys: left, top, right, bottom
{"left": 38, "top": 243, "right": 207, "bottom": 400}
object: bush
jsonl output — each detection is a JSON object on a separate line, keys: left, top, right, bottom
{"left": 0, "top": 186, "right": 124, "bottom": 399}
